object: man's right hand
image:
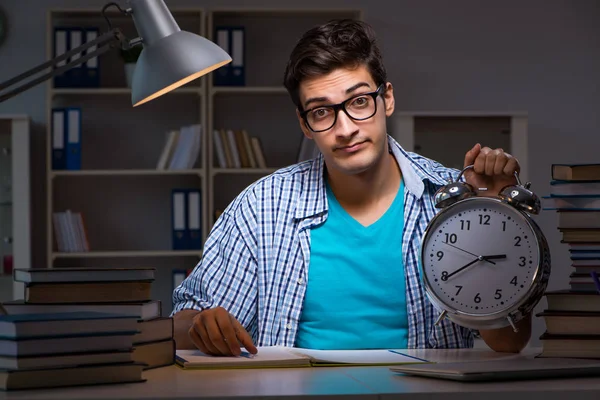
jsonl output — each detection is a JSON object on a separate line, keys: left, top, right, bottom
{"left": 188, "top": 306, "right": 258, "bottom": 356}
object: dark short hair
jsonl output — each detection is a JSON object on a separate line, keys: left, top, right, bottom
{"left": 283, "top": 19, "right": 387, "bottom": 110}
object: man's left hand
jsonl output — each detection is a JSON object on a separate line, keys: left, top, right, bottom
{"left": 463, "top": 143, "right": 520, "bottom": 196}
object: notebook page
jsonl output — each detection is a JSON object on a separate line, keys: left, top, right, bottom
{"left": 291, "top": 348, "right": 429, "bottom": 365}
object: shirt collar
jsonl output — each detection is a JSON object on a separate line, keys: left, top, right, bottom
{"left": 294, "top": 135, "right": 449, "bottom": 220}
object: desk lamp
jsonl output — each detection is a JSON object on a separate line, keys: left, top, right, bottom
{"left": 0, "top": 0, "right": 232, "bottom": 106}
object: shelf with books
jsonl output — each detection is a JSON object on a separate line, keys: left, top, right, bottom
{"left": 46, "top": 8, "right": 207, "bottom": 316}
{"left": 204, "top": 8, "right": 362, "bottom": 232}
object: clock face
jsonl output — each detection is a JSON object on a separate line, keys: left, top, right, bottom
{"left": 421, "top": 198, "right": 540, "bottom": 316}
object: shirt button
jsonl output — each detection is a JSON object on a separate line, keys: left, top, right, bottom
{"left": 297, "top": 278, "right": 304, "bottom": 285}
{"left": 286, "top": 323, "right": 292, "bottom": 329}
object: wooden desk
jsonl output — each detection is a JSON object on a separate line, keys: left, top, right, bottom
{"left": 2, "top": 349, "right": 600, "bottom": 400}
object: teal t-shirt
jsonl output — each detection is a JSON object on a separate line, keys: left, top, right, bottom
{"left": 295, "top": 179, "right": 408, "bottom": 349}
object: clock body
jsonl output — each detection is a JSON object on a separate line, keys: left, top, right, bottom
{"left": 420, "top": 196, "right": 551, "bottom": 330}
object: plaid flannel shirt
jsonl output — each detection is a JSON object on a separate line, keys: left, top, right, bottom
{"left": 172, "top": 135, "right": 474, "bottom": 348}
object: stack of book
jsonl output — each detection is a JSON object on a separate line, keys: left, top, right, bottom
{"left": 538, "top": 163, "right": 600, "bottom": 358}
{"left": 0, "top": 267, "right": 174, "bottom": 388}
{"left": 0, "top": 311, "right": 144, "bottom": 390}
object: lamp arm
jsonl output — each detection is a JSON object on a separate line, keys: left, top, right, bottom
{"left": 0, "top": 28, "right": 125, "bottom": 103}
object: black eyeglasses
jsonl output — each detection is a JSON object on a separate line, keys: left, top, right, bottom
{"left": 300, "top": 84, "right": 385, "bottom": 133}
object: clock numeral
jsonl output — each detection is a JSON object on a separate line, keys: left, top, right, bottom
{"left": 460, "top": 220, "right": 471, "bottom": 230}
{"left": 443, "top": 233, "right": 457, "bottom": 244}
{"left": 455, "top": 285, "right": 463, "bottom": 295}
{"left": 494, "top": 289, "right": 502, "bottom": 299}
{"left": 478, "top": 214, "right": 491, "bottom": 225}
{"left": 441, "top": 271, "right": 449, "bottom": 281}
{"left": 437, "top": 251, "right": 444, "bottom": 261}
{"left": 519, "top": 256, "right": 527, "bottom": 267}
{"left": 474, "top": 293, "right": 481, "bottom": 303}
{"left": 514, "top": 236, "right": 522, "bottom": 247}
{"left": 510, "top": 276, "right": 518, "bottom": 286}
{"left": 502, "top": 221, "right": 506, "bottom": 232}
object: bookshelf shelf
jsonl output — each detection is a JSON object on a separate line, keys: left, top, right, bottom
{"left": 51, "top": 87, "right": 203, "bottom": 96}
{"left": 206, "top": 8, "right": 363, "bottom": 232}
{"left": 210, "top": 168, "right": 277, "bottom": 176}
{"left": 51, "top": 169, "right": 205, "bottom": 178}
{"left": 46, "top": 9, "right": 207, "bottom": 315}
{"left": 211, "top": 86, "right": 287, "bottom": 95}
{"left": 51, "top": 250, "right": 203, "bottom": 259}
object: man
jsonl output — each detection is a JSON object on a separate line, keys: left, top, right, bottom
{"left": 172, "top": 19, "right": 530, "bottom": 356}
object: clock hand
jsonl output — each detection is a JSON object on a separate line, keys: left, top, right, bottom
{"left": 444, "top": 258, "right": 481, "bottom": 280}
{"left": 444, "top": 243, "right": 496, "bottom": 265}
{"left": 482, "top": 254, "right": 507, "bottom": 260}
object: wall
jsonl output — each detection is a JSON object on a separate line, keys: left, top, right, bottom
{"left": 0, "top": 0, "right": 599, "bottom": 345}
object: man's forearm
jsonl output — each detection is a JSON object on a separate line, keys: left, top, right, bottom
{"left": 173, "top": 309, "right": 202, "bottom": 349}
{"left": 479, "top": 313, "right": 532, "bottom": 353}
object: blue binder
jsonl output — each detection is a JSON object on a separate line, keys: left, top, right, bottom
{"left": 65, "top": 107, "right": 82, "bottom": 170}
{"left": 171, "top": 189, "right": 189, "bottom": 250}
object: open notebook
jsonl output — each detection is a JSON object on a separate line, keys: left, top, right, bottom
{"left": 175, "top": 346, "right": 428, "bottom": 369}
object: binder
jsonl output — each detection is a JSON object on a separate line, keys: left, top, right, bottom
{"left": 230, "top": 27, "right": 245, "bottom": 86}
{"left": 51, "top": 109, "right": 66, "bottom": 170}
{"left": 213, "top": 27, "right": 231, "bottom": 86}
{"left": 84, "top": 28, "right": 100, "bottom": 87}
{"left": 187, "top": 190, "right": 202, "bottom": 249}
{"left": 65, "top": 107, "right": 82, "bottom": 170}
{"left": 53, "top": 28, "right": 69, "bottom": 87}
{"left": 171, "top": 189, "right": 188, "bottom": 250}
{"left": 69, "top": 29, "right": 84, "bottom": 87}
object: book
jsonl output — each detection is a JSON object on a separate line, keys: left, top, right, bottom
{"left": 0, "top": 349, "right": 133, "bottom": 371}
{"left": 559, "top": 228, "right": 600, "bottom": 242}
{"left": 175, "top": 346, "right": 428, "bottom": 369}
{"left": 1, "top": 300, "right": 162, "bottom": 321}
{"left": 550, "top": 180, "right": 600, "bottom": 196}
{"left": 537, "top": 311, "right": 600, "bottom": 335}
{"left": 24, "top": 281, "right": 153, "bottom": 303}
{"left": 13, "top": 267, "right": 156, "bottom": 283}
{"left": 133, "top": 317, "right": 173, "bottom": 345}
{"left": 0, "top": 311, "right": 138, "bottom": 339}
{"left": 552, "top": 164, "right": 600, "bottom": 181}
{"left": 538, "top": 333, "right": 600, "bottom": 358}
{"left": 0, "top": 362, "right": 145, "bottom": 390}
{"left": 545, "top": 290, "right": 600, "bottom": 312}
{"left": 0, "top": 332, "right": 135, "bottom": 357}
{"left": 558, "top": 210, "right": 600, "bottom": 229}
{"left": 132, "top": 339, "right": 175, "bottom": 370}
{"left": 542, "top": 195, "right": 600, "bottom": 210}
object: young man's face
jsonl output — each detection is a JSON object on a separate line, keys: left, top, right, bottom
{"left": 296, "top": 64, "right": 395, "bottom": 176}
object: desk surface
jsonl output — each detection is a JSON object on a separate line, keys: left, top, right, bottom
{"left": 2, "top": 348, "right": 600, "bottom": 400}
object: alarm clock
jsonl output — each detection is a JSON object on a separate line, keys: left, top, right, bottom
{"left": 420, "top": 165, "right": 551, "bottom": 332}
